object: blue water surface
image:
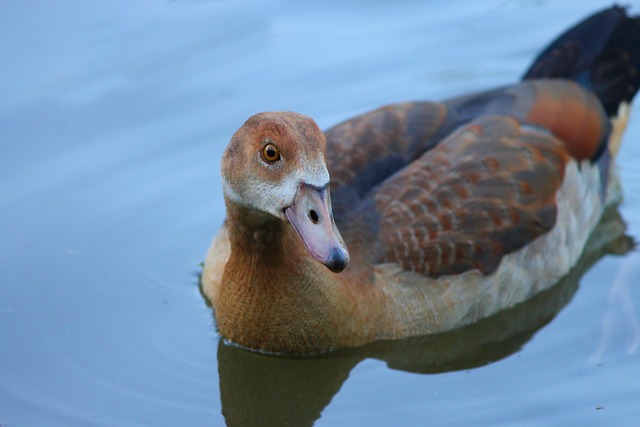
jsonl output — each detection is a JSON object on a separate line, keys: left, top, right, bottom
{"left": 1, "top": 1, "right": 639, "bottom": 426}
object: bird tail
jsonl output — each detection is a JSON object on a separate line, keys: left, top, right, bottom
{"left": 523, "top": 6, "right": 640, "bottom": 140}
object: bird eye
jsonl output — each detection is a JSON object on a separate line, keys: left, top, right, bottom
{"left": 262, "top": 143, "right": 281, "bottom": 163}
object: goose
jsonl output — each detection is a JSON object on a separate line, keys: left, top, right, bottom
{"left": 202, "top": 6, "right": 640, "bottom": 354}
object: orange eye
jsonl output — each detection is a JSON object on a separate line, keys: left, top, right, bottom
{"left": 262, "top": 143, "right": 281, "bottom": 163}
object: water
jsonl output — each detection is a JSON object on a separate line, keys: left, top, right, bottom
{"left": 2, "top": 1, "right": 639, "bottom": 425}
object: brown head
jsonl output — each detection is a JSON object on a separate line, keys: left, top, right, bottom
{"left": 221, "top": 112, "right": 349, "bottom": 273}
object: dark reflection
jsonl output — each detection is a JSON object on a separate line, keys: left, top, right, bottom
{"left": 216, "top": 207, "right": 632, "bottom": 427}
{"left": 218, "top": 343, "right": 360, "bottom": 427}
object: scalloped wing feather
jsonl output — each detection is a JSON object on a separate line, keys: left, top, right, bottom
{"left": 371, "top": 115, "right": 570, "bottom": 277}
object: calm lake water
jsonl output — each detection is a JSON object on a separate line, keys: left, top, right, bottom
{"left": 2, "top": 1, "right": 640, "bottom": 426}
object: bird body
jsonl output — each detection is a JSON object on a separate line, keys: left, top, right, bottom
{"left": 202, "top": 6, "right": 640, "bottom": 354}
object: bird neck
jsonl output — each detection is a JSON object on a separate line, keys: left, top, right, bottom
{"left": 218, "top": 198, "right": 346, "bottom": 354}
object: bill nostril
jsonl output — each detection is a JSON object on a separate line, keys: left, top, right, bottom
{"left": 309, "top": 209, "right": 319, "bottom": 224}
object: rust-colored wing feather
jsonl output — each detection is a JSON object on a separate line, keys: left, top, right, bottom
{"left": 371, "top": 115, "right": 570, "bottom": 277}
{"left": 324, "top": 80, "right": 610, "bottom": 278}
{"left": 326, "top": 81, "right": 607, "bottom": 214}
{"left": 325, "top": 102, "right": 448, "bottom": 196}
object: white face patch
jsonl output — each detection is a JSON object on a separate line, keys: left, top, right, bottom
{"left": 298, "top": 150, "right": 331, "bottom": 188}
{"left": 222, "top": 149, "right": 330, "bottom": 221}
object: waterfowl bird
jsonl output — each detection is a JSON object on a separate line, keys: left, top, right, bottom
{"left": 202, "top": 6, "right": 640, "bottom": 354}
